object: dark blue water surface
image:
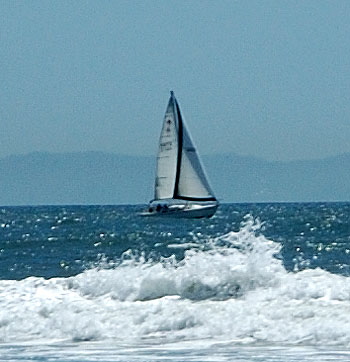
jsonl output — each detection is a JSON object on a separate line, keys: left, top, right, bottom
{"left": 0, "top": 203, "right": 349, "bottom": 280}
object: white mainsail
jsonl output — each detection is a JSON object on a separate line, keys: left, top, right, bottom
{"left": 154, "top": 91, "right": 216, "bottom": 202}
{"left": 154, "top": 95, "right": 178, "bottom": 200}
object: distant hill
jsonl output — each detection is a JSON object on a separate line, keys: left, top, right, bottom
{"left": 205, "top": 153, "right": 350, "bottom": 203}
{"left": 0, "top": 151, "right": 349, "bottom": 205}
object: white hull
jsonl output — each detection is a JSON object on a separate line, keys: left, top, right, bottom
{"left": 140, "top": 202, "right": 218, "bottom": 219}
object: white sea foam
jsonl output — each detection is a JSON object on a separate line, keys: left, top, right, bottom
{"left": 1, "top": 217, "right": 350, "bottom": 348}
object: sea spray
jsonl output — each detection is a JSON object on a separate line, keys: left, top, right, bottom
{"left": 67, "top": 216, "right": 282, "bottom": 302}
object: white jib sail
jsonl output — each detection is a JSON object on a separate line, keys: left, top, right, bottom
{"left": 176, "top": 118, "right": 216, "bottom": 200}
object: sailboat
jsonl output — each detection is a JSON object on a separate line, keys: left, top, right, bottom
{"left": 141, "top": 91, "right": 219, "bottom": 218}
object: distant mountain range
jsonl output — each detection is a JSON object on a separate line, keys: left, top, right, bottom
{"left": 0, "top": 151, "right": 349, "bottom": 205}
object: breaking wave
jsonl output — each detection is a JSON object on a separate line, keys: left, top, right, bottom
{"left": 1, "top": 217, "right": 350, "bottom": 346}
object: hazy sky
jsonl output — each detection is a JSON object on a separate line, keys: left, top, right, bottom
{"left": 2, "top": 0, "right": 350, "bottom": 161}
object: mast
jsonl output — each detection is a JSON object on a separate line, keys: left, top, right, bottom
{"left": 173, "top": 92, "right": 183, "bottom": 199}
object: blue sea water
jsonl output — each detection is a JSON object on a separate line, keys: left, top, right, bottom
{"left": 0, "top": 203, "right": 350, "bottom": 361}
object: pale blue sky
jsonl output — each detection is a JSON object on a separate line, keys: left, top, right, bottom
{"left": 1, "top": 0, "right": 350, "bottom": 161}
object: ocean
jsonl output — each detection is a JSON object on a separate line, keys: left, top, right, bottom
{"left": 0, "top": 203, "right": 350, "bottom": 361}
